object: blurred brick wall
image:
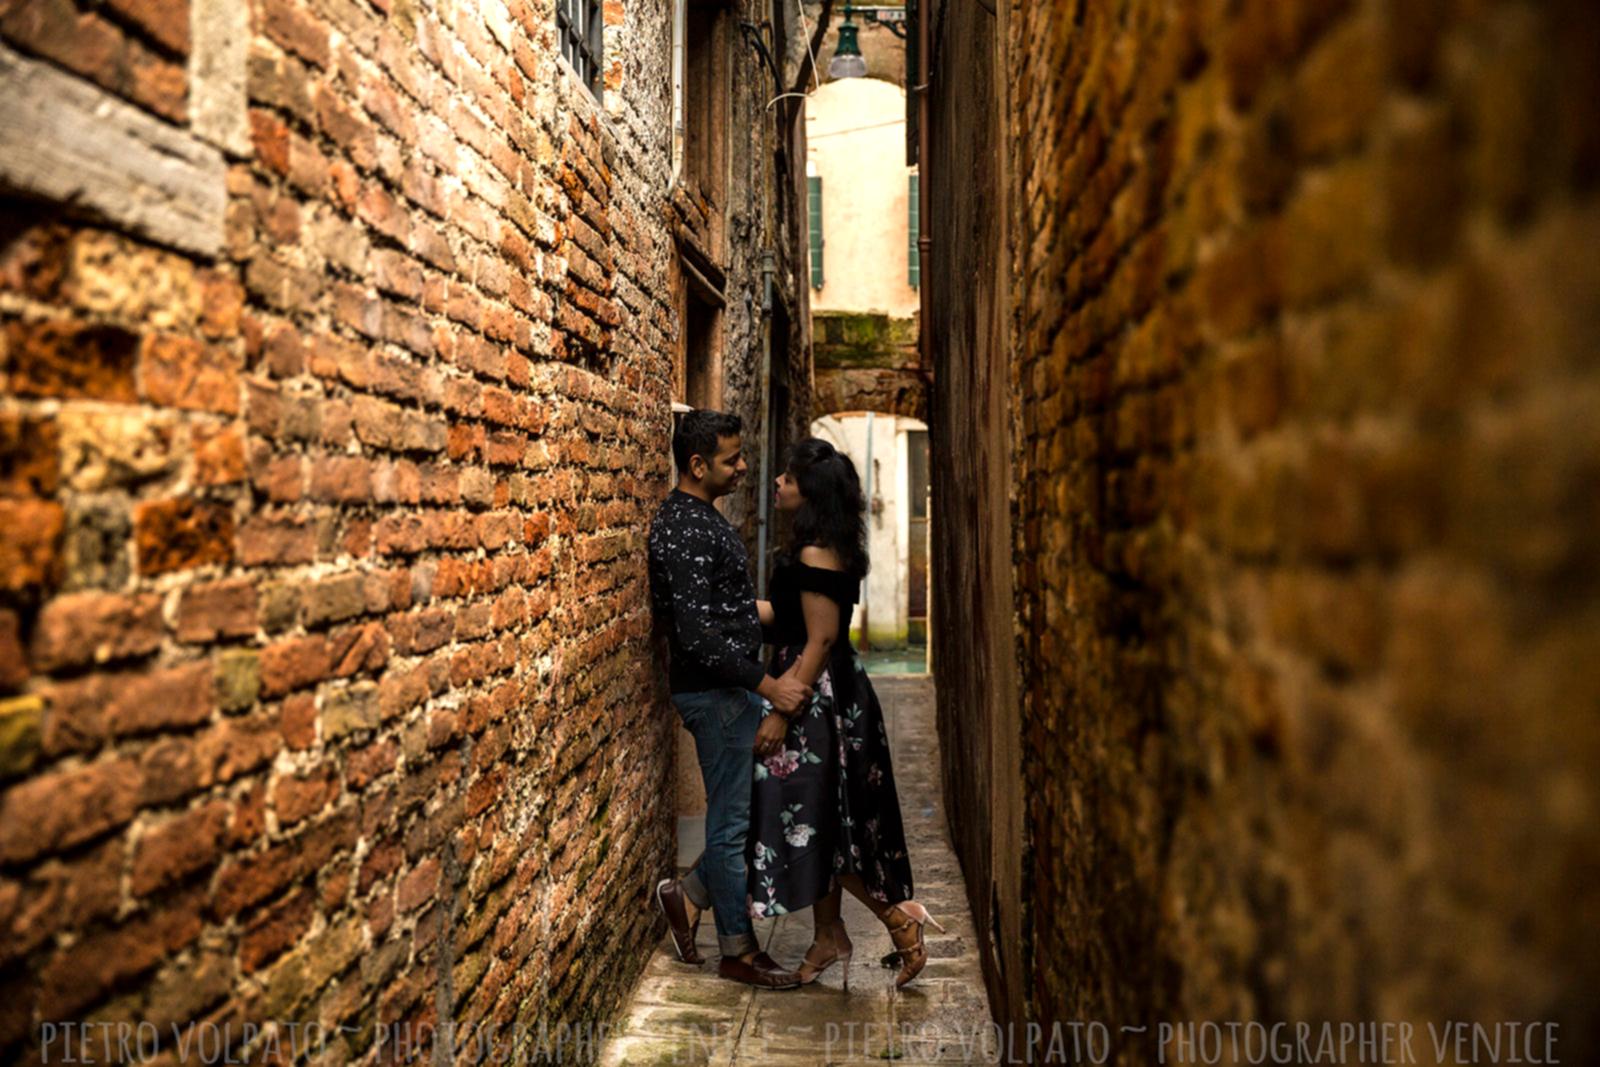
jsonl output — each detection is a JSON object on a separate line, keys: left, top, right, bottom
{"left": 0, "top": 0, "right": 717, "bottom": 1058}
{"left": 920, "top": 0, "right": 1026, "bottom": 1031}
{"left": 930, "top": 0, "right": 1600, "bottom": 1051}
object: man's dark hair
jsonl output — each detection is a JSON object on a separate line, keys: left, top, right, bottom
{"left": 673, "top": 409, "right": 742, "bottom": 473}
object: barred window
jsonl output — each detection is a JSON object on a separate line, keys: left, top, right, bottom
{"left": 558, "top": 0, "right": 604, "bottom": 97}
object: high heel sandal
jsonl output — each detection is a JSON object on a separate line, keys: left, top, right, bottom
{"left": 881, "top": 901, "right": 945, "bottom": 988}
{"left": 796, "top": 922, "right": 854, "bottom": 990}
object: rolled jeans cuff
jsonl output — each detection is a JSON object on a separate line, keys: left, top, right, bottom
{"left": 680, "top": 869, "right": 712, "bottom": 910}
{"left": 718, "top": 930, "right": 759, "bottom": 958}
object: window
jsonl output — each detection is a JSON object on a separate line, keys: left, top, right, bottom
{"left": 908, "top": 172, "right": 920, "bottom": 289}
{"left": 684, "top": 294, "right": 718, "bottom": 409}
{"left": 677, "top": 239, "right": 727, "bottom": 409}
{"left": 558, "top": 0, "right": 604, "bottom": 97}
{"left": 683, "top": 1, "right": 729, "bottom": 207}
{"left": 808, "top": 168, "right": 824, "bottom": 290}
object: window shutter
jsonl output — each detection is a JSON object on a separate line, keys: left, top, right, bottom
{"left": 908, "top": 172, "right": 920, "bottom": 289}
{"left": 808, "top": 174, "right": 824, "bottom": 290}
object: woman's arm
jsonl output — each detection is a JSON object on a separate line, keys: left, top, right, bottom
{"left": 756, "top": 599, "right": 774, "bottom": 627}
{"left": 783, "top": 545, "right": 845, "bottom": 692}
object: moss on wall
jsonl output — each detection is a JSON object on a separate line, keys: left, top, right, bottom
{"left": 813, "top": 311, "right": 919, "bottom": 369}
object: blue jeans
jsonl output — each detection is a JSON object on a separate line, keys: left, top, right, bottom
{"left": 673, "top": 687, "right": 763, "bottom": 957}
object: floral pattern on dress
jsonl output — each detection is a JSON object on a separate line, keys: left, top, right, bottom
{"left": 743, "top": 640, "right": 915, "bottom": 920}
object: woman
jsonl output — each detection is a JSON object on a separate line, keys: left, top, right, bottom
{"left": 745, "top": 437, "right": 944, "bottom": 990}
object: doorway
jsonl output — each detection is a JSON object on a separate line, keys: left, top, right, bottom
{"left": 808, "top": 412, "right": 931, "bottom": 675}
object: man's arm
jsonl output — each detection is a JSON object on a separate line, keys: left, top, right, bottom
{"left": 660, "top": 524, "right": 768, "bottom": 692}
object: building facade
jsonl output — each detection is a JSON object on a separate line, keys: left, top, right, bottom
{"left": 806, "top": 71, "right": 926, "bottom": 424}
{"left": 801, "top": 63, "right": 929, "bottom": 654}
{"left": 0, "top": 0, "right": 810, "bottom": 1056}
{"left": 920, "top": 0, "right": 1600, "bottom": 1052}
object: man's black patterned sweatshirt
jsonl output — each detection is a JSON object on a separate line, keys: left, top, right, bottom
{"left": 646, "top": 488, "right": 766, "bottom": 694}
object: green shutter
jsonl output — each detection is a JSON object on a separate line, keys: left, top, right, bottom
{"left": 808, "top": 174, "right": 824, "bottom": 290}
{"left": 908, "top": 172, "right": 920, "bottom": 289}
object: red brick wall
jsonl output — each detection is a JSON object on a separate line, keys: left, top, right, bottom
{"left": 0, "top": 0, "right": 711, "bottom": 1057}
{"left": 929, "top": 0, "right": 1600, "bottom": 1052}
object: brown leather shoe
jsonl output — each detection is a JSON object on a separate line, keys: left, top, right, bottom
{"left": 718, "top": 952, "right": 802, "bottom": 989}
{"left": 655, "top": 878, "right": 704, "bottom": 965}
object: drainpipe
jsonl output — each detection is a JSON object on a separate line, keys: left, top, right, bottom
{"left": 756, "top": 248, "right": 777, "bottom": 597}
{"left": 915, "top": 0, "right": 933, "bottom": 669}
{"left": 671, "top": 0, "right": 686, "bottom": 187}
{"left": 859, "top": 410, "right": 874, "bottom": 650}
{"left": 916, "top": 0, "right": 932, "bottom": 373}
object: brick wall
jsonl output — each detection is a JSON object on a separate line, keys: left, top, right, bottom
{"left": 920, "top": 0, "right": 1027, "bottom": 1032}
{"left": 0, "top": 0, "right": 804, "bottom": 1059}
{"left": 928, "top": 0, "right": 1600, "bottom": 1052}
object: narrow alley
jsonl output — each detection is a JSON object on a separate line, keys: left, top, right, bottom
{"left": 601, "top": 676, "right": 993, "bottom": 1065}
{"left": 1, "top": 0, "right": 1598, "bottom": 1065}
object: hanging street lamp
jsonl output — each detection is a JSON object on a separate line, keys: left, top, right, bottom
{"left": 828, "top": 13, "right": 868, "bottom": 79}
{"left": 825, "top": 4, "right": 908, "bottom": 81}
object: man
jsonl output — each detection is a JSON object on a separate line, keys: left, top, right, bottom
{"left": 647, "top": 409, "right": 812, "bottom": 989}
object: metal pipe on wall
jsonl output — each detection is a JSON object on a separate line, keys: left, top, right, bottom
{"left": 756, "top": 249, "right": 777, "bottom": 597}
{"left": 859, "top": 409, "right": 875, "bottom": 649}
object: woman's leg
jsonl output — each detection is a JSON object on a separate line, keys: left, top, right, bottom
{"left": 837, "top": 874, "right": 893, "bottom": 921}
{"left": 798, "top": 880, "right": 851, "bottom": 980}
{"left": 812, "top": 881, "right": 845, "bottom": 941}
{"left": 839, "top": 873, "right": 940, "bottom": 981}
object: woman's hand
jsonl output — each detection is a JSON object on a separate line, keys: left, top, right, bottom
{"left": 754, "top": 711, "right": 788, "bottom": 758}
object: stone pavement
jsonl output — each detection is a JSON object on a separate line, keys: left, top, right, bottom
{"left": 599, "top": 676, "right": 996, "bottom": 1065}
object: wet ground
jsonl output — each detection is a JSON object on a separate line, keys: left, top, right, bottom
{"left": 857, "top": 647, "right": 929, "bottom": 677}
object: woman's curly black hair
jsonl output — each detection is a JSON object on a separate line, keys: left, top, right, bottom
{"left": 786, "top": 437, "right": 869, "bottom": 580}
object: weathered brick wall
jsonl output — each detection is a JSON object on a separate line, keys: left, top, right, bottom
{"left": 931, "top": 0, "right": 1600, "bottom": 1053}
{"left": 1013, "top": 0, "right": 1600, "bottom": 1045}
{"left": 0, "top": 0, "right": 759, "bottom": 1058}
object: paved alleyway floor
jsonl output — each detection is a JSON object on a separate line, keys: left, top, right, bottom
{"left": 600, "top": 677, "right": 996, "bottom": 1065}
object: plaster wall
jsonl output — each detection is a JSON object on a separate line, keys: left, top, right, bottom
{"left": 805, "top": 78, "right": 919, "bottom": 319}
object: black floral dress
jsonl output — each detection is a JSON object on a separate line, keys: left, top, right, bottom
{"left": 744, "top": 556, "right": 915, "bottom": 919}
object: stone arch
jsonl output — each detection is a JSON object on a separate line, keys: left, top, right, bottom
{"left": 812, "top": 366, "right": 928, "bottom": 423}
{"left": 809, "top": 309, "right": 928, "bottom": 423}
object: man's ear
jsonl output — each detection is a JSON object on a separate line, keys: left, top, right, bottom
{"left": 688, "top": 454, "right": 707, "bottom": 479}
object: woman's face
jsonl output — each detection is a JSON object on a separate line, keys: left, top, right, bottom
{"left": 774, "top": 469, "right": 804, "bottom": 512}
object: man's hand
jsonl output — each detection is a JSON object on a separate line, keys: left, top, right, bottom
{"left": 757, "top": 672, "right": 812, "bottom": 714}
{"left": 754, "top": 713, "right": 788, "bottom": 758}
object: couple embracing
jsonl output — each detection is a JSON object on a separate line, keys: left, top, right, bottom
{"left": 646, "top": 409, "right": 943, "bottom": 992}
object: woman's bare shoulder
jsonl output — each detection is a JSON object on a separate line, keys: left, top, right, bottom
{"left": 798, "top": 544, "right": 845, "bottom": 571}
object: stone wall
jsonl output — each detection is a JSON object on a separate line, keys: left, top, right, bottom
{"left": 0, "top": 0, "right": 803, "bottom": 1058}
{"left": 929, "top": 0, "right": 1600, "bottom": 1053}
{"left": 812, "top": 310, "right": 925, "bottom": 421}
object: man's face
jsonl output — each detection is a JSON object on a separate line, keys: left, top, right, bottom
{"left": 694, "top": 434, "right": 747, "bottom": 497}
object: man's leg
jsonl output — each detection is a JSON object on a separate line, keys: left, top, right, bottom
{"left": 670, "top": 690, "right": 756, "bottom": 958}
{"left": 679, "top": 850, "right": 709, "bottom": 923}
{"left": 699, "top": 688, "right": 762, "bottom": 958}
